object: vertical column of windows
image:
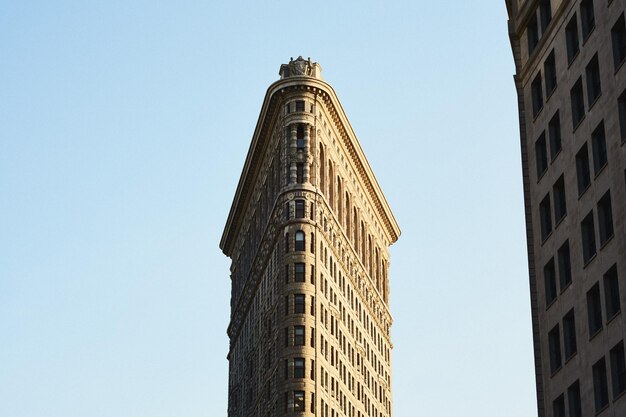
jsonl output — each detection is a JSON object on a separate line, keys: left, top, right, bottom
{"left": 290, "top": 124, "right": 298, "bottom": 184}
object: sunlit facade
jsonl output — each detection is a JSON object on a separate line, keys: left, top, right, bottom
{"left": 220, "top": 57, "right": 400, "bottom": 417}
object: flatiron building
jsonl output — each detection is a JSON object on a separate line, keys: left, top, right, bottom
{"left": 220, "top": 57, "right": 401, "bottom": 417}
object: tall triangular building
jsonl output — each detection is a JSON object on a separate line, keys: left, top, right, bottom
{"left": 220, "top": 57, "right": 400, "bottom": 417}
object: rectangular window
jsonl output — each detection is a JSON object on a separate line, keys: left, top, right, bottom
{"left": 532, "top": 72, "right": 544, "bottom": 117}
{"left": 545, "top": 50, "right": 557, "bottom": 96}
{"left": 553, "top": 175, "right": 567, "bottom": 223}
{"left": 295, "top": 263, "right": 305, "bottom": 282}
{"left": 570, "top": 77, "right": 585, "bottom": 128}
{"left": 284, "top": 358, "right": 289, "bottom": 379}
{"left": 545, "top": 258, "right": 557, "bottom": 306}
{"left": 540, "top": 193, "right": 553, "bottom": 241}
{"left": 557, "top": 240, "right": 572, "bottom": 288}
{"left": 296, "top": 124, "right": 305, "bottom": 150}
{"left": 536, "top": 132, "right": 548, "bottom": 177}
{"left": 295, "top": 231, "right": 305, "bottom": 251}
{"left": 610, "top": 341, "right": 626, "bottom": 398}
{"left": 592, "top": 357, "right": 609, "bottom": 412}
{"left": 620, "top": 89, "right": 626, "bottom": 141}
{"left": 528, "top": 14, "right": 540, "bottom": 54}
{"left": 295, "top": 200, "right": 305, "bottom": 218}
{"left": 549, "top": 111, "right": 562, "bottom": 159}
{"left": 552, "top": 394, "right": 565, "bottom": 417}
{"left": 612, "top": 14, "right": 626, "bottom": 70}
{"left": 597, "top": 191, "right": 614, "bottom": 245}
{"left": 581, "top": 211, "right": 597, "bottom": 264}
{"left": 568, "top": 381, "right": 582, "bottom": 417}
{"left": 294, "top": 390, "right": 305, "bottom": 411}
{"left": 294, "top": 294, "right": 305, "bottom": 314}
{"left": 585, "top": 54, "right": 602, "bottom": 105}
{"left": 294, "top": 326, "right": 305, "bottom": 346}
{"left": 576, "top": 143, "right": 591, "bottom": 195}
{"left": 566, "top": 14, "right": 580, "bottom": 64}
{"left": 587, "top": 282, "right": 603, "bottom": 336}
{"left": 549, "top": 324, "right": 563, "bottom": 373}
{"left": 540, "top": 0, "right": 552, "bottom": 32}
{"left": 580, "top": 0, "right": 595, "bottom": 40}
{"left": 294, "top": 358, "right": 305, "bottom": 378}
{"left": 563, "top": 309, "right": 577, "bottom": 359}
{"left": 295, "top": 100, "right": 305, "bottom": 112}
{"left": 591, "top": 121, "right": 608, "bottom": 175}
{"left": 604, "top": 264, "right": 620, "bottom": 320}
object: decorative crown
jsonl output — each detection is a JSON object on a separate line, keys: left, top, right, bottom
{"left": 279, "top": 56, "right": 322, "bottom": 79}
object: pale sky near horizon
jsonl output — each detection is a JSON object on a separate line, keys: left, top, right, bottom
{"left": 0, "top": 1, "right": 537, "bottom": 416}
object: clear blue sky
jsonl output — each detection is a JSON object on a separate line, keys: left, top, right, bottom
{"left": 0, "top": 1, "right": 536, "bottom": 416}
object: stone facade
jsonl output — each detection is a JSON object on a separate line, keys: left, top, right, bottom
{"left": 220, "top": 57, "right": 401, "bottom": 417}
{"left": 506, "top": 1, "right": 626, "bottom": 416}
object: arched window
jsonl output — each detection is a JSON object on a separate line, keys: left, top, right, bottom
{"left": 345, "top": 192, "right": 350, "bottom": 236}
{"left": 328, "top": 162, "right": 334, "bottom": 207}
{"left": 353, "top": 208, "right": 358, "bottom": 247}
{"left": 295, "top": 231, "right": 305, "bottom": 251}
{"left": 337, "top": 178, "right": 342, "bottom": 218}
{"left": 310, "top": 232, "right": 315, "bottom": 253}
{"left": 319, "top": 145, "right": 325, "bottom": 193}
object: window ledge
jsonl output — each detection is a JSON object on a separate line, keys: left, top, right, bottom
{"left": 583, "top": 252, "right": 597, "bottom": 269}
{"left": 554, "top": 214, "right": 567, "bottom": 229}
{"left": 578, "top": 183, "right": 591, "bottom": 199}
{"left": 546, "top": 297, "right": 558, "bottom": 311}
{"left": 614, "top": 57, "right": 626, "bottom": 75}
{"left": 560, "top": 280, "right": 573, "bottom": 295}
{"left": 540, "top": 230, "right": 553, "bottom": 246}
{"left": 614, "top": 388, "right": 626, "bottom": 403}
{"left": 546, "top": 86, "right": 558, "bottom": 102}
{"left": 537, "top": 168, "right": 548, "bottom": 183}
{"left": 550, "top": 365, "right": 563, "bottom": 377}
{"left": 564, "top": 351, "right": 578, "bottom": 365}
{"left": 595, "top": 403, "right": 609, "bottom": 416}
{"left": 594, "top": 163, "right": 608, "bottom": 179}
{"left": 568, "top": 51, "right": 580, "bottom": 69}
{"left": 589, "top": 326, "right": 603, "bottom": 341}
{"left": 588, "top": 93, "right": 602, "bottom": 111}
{"left": 550, "top": 148, "right": 562, "bottom": 164}
{"left": 583, "top": 25, "right": 596, "bottom": 45}
{"left": 606, "top": 310, "right": 621, "bottom": 326}
{"left": 533, "top": 105, "right": 545, "bottom": 122}
{"left": 599, "top": 233, "right": 615, "bottom": 250}
{"left": 573, "top": 114, "right": 586, "bottom": 132}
